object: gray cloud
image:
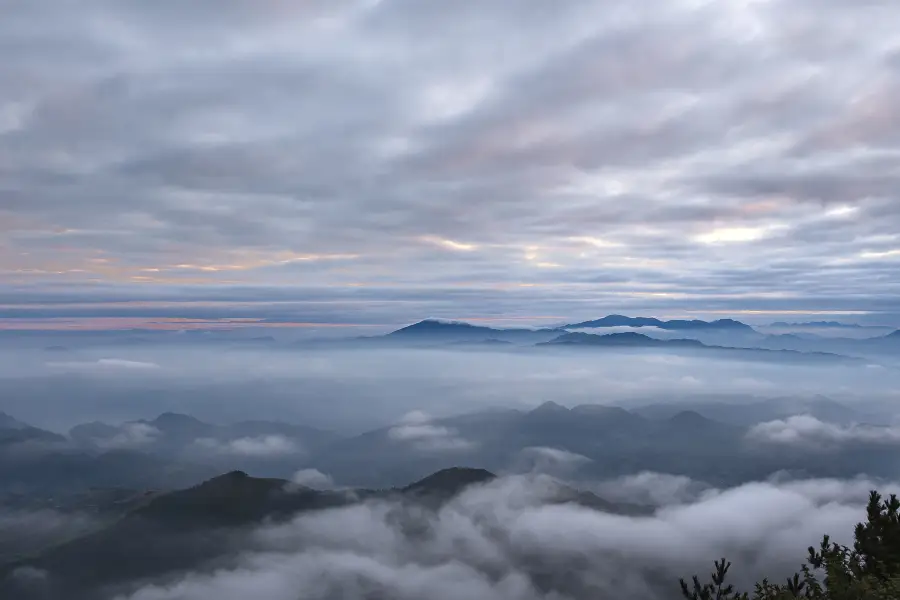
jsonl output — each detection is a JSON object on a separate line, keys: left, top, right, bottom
{"left": 94, "top": 422, "right": 161, "bottom": 450}
{"left": 290, "top": 469, "right": 336, "bottom": 490}
{"left": 747, "top": 415, "right": 900, "bottom": 448}
{"left": 517, "top": 447, "right": 592, "bottom": 476}
{"left": 0, "top": 0, "right": 899, "bottom": 317}
{"left": 45, "top": 358, "right": 162, "bottom": 372}
{"left": 3, "top": 344, "right": 899, "bottom": 434}
{"left": 194, "top": 435, "right": 303, "bottom": 458}
{"left": 388, "top": 411, "right": 476, "bottom": 453}
{"left": 116, "top": 474, "right": 898, "bottom": 600}
{"left": 592, "top": 472, "right": 710, "bottom": 507}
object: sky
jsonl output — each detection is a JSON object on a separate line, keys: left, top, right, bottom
{"left": 2, "top": 0, "right": 900, "bottom": 328}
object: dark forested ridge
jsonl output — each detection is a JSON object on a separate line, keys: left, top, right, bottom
{"left": 0, "top": 467, "right": 647, "bottom": 600}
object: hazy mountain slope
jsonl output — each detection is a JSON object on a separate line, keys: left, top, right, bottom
{"left": 538, "top": 331, "right": 860, "bottom": 363}
{"left": 0, "top": 471, "right": 360, "bottom": 599}
{"left": 632, "top": 396, "right": 871, "bottom": 426}
{"left": 1, "top": 467, "right": 637, "bottom": 600}
{"left": 382, "top": 319, "right": 565, "bottom": 345}
{"left": 66, "top": 412, "right": 343, "bottom": 479}
{"left": 310, "top": 403, "right": 745, "bottom": 487}
{"left": 0, "top": 412, "right": 29, "bottom": 430}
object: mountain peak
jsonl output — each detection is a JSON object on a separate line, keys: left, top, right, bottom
{"left": 570, "top": 404, "right": 637, "bottom": 419}
{"left": 567, "top": 315, "right": 663, "bottom": 328}
{"left": 380, "top": 319, "right": 565, "bottom": 346}
{"left": 134, "top": 471, "right": 292, "bottom": 527}
{"left": 772, "top": 321, "right": 860, "bottom": 328}
{"left": 709, "top": 318, "right": 752, "bottom": 329}
{"left": 544, "top": 332, "right": 659, "bottom": 346}
{"left": 398, "top": 319, "right": 480, "bottom": 330}
{"left": 149, "top": 412, "right": 210, "bottom": 430}
{"left": 416, "top": 318, "right": 467, "bottom": 326}
{"left": 152, "top": 412, "right": 204, "bottom": 424}
{"left": 0, "top": 411, "right": 25, "bottom": 429}
{"left": 664, "top": 318, "right": 753, "bottom": 331}
{"left": 531, "top": 401, "right": 570, "bottom": 415}
{"left": 403, "top": 467, "right": 496, "bottom": 496}
{"left": 146, "top": 413, "right": 215, "bottom": 439}
{"left": 564, "top": 315, "right": 752, "bottom": 332}
{"left": 605, "top": 332, "right": 652, "bottom": 341}
{"left": 177, "top": 470, "right": 262, "bottom": 494}
{"left": 386, "top": 319, "right": 491, "bottom": 338}
{"left": 669, "top": 410, "right": 714, "bottom": 427}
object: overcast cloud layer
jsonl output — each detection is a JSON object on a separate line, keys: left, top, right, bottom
{"left": 2, "top": 0, "right": 900, "bottom": 322}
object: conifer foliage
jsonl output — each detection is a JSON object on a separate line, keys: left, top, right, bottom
{"left": 681, "top": 491, "right": 900, "bottom": 600}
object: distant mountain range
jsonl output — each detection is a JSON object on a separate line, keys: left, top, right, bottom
{"left": 541, "top": 331, "right": 705, "bottom": 347}
{"left": 380, "top": 315, "right": 765, "bottom": 342}
{"left": 630, "top": 395, "right": 873, "bottom": 426}
{"left": 369, "top": 319, "right": 870, "bottom": 363}
{"left": 310, "top": 398, "right": 900, "bottom": 488}
{"left": 70, "top": 411, "right": 339, "bottom": 455}
{"left": 6, "top": 388, "right": 892, "bottom": 505}
{"left": 0, "top": 412, "right": 343, "bottom": 496}
{"left": 0, "top": 412, "right": 67, "bottom": 449}
{"left": 564, "top": 315, "right": 755, "bottom": 331}
{"left": 3, "top": 389, "right": 900, "bottom": 600}
{"left": 6, "top": 314, "right": 897, "bottom": 362}
{"left": 770, "top": 321, "right": 864, "bottom": 329}
{"left": 3, "top": 388, "right": 892, "bottom": 495}
{"left": 538, "top": 331, "right": 861, "bottom": 363}
{"left": 383, "top": 314, "right": 760, "bottom": 346}
{"left": 384, "top": 319, "right": 564, "bottom": 344}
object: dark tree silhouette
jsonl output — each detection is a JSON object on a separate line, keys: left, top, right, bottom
{"left": 681, "top": 491, "right": 900, "bottom": 600}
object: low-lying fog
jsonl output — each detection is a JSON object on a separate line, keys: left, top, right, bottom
{"left": 3, "top": 331, "right": 900, "bottom": 600}
{"left": 0, "top": 343, "right": 898, "bottom": 433}
{"left": 113, "top": 474, "right": 900, "bottom": 600}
